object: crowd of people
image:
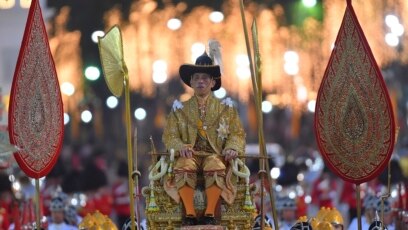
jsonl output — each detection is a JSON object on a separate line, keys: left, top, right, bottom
{"left": 1, "top": 153, "right": 407, "bottom": 229}
{"left": 0, "top": 127, "right": 407, "bottom": 230}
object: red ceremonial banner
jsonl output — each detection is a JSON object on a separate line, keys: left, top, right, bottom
{"left": 8, "top": 0, "right": 64, "bottom": 179}
{"left": 314, "top": 0, "right": 395, "bottom": 184}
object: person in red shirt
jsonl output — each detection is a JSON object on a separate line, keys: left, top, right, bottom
{"left": 311, "top": 166, "right": 339, "bottom": 209}
{"left": 79, "top": 150, "right": 112, "bottom": 217}
{"left": 340, "top": 181, "right": 357, "bottom": 224}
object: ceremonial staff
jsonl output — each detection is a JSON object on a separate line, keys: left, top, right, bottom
{"left": 239, "top": 1, "right": 279, "bottom": 229}
{"left": 98, "top": 26, "right": 138, "bottom": 230}
{"left": 379, "top": 162, "right": 391, "bottom": 230}
{"left": 132, "top": 128, "right": 142, "bottom": 230}
{"left": 379, "top": 128, "right": 398, "bottom": 230}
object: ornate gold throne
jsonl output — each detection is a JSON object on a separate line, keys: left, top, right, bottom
{"left": 142, "top": 150, "right": 256, "bottom": 230}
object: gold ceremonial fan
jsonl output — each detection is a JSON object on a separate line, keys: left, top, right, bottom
{"left": 98, "top": 25, "right": 127, "bottom": 97}
{"left": 98, "top": 25, "right": 139, "bottom": 230}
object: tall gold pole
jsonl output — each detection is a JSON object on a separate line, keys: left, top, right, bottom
{"left": 125, "top": 75, "right": 136, "bottom": 230}
{"left": 251, "top": 19, "right": 279, "bottom": 230}
{"left": 380, "top": 161, "right": 391, "bottom": 230}
{"left": 239, "top": 1, "right": 279, "bottom": 228}
{"left": 238, "top": 2, "right": 264, "bottom": 228}
{"left": 133, "top": 128, "right": 141, "bottom": 230}
{"left": 379, "top": 127, "right": 398, "bottom": 230}
{"left": 251, "top": 18, "right": 265, "bottom": 230}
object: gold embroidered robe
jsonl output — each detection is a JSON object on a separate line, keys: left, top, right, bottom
{"left": 162, "top": 95, "right": 246, "bottom": 204}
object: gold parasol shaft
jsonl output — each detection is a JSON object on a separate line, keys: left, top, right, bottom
{"left": 124, "top": 76, "right": 136, "bottom": 230}
{"left": 133, "top": 128, "right": 141, "bottom": 230}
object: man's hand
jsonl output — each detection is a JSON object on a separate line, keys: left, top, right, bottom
{"left": 180, "top": 145, "right": 194, "bottom": 158}
{"left": 224, "top": 149, "right": 238, "bottom": 161}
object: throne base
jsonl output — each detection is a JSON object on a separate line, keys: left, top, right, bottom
{"left": 181, "top": 225, "right": 224, "bottom": 230}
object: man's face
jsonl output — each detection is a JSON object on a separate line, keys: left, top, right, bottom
{"left": 51, "top": 210, "right": 65, "bottom": 224}
{"left": 281, "top": 209, "right": 296, "bottom": 222}
{"left": 190, "top": 73, "right": 215, "bottom": 97}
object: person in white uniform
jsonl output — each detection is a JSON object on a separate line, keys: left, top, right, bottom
{"left": 48, "top": 195, "right": 77, "bottom": 230}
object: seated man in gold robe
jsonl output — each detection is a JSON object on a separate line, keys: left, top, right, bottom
{"left": 162, "top": 51, "right": 246, "bottom": 226}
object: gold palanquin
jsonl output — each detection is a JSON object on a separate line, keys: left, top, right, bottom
{"left": 142, "top": 156, "right": 255, "bottom": 230}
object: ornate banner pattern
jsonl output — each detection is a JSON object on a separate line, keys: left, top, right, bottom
{"left": 8, "top": 0, "right": 64, "bottom": 179}
{"left": 314, "top": 1, "right": 395, "bottom": 184}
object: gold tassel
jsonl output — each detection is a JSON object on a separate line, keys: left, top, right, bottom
{"left": 167, "top": 162, "right": 173, "bottom": 179}
{"left": 243, "top": 183, "right": 253, "bottom": 211}
{"left": 147, "top": 182, "right": 159, "bottom": 212}
{"left": 167, "top": 149, "right": 175, "bottom": 179}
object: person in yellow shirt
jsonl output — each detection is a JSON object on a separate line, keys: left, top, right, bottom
{"left": 162, "top": 50, "right": 245, "bottom": 226}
